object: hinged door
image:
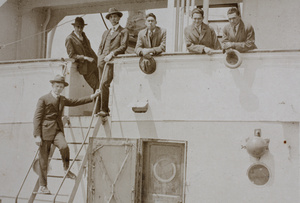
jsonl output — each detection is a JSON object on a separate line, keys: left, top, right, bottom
{"left": 88, "top": 138, "right": 139, "bottom": 203}
{"left": 140, "top": 139, "right": 187, "bottom": 203}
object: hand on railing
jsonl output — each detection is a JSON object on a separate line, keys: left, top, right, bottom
{"left": 35, "top": 136, "right": 42, "bottom": 146}
{"left": 84, "top": 56, "right": 94, "bottom": 62}
{"left": 90, "top": 89, "right": 101, "bottom": 100}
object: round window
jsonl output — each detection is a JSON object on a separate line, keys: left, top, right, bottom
{"left": 153, "top": 158, "right": 176, "bottom": 183}
{"left": 247, "top": 163, "right": 270, "bottom": 186}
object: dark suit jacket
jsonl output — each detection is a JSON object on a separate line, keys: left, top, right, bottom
{"left": 221, "top": 20, "right": 257, "bottom": 52}
{"left": 184, "top": 23, "right": 221, "bottom": 53}
{"left": 65, "top": 31, "right": 98, "bottom": 75}
{"left": 33, "top": 92, "right": 92, "bottom": 141}
{"left": 135, "top": 26, "right": 166, "bottom": 56}
{"left": 97, "top": 25, "right": 129, "bottom": 60}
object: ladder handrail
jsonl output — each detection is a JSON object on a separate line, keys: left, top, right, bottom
{"left": 53, "top": 62, "right": 110, "bottom": 202}
{"left": 15, "top": 148, "right": 39, "bottom": 203}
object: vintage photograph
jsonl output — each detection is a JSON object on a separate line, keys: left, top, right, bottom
{"left": 0, "top": 0, "right": 299, "bottom": 202}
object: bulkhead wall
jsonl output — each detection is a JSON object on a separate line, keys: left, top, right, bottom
{"left": 111, "top": 51, "right": 300, "bottom": 202}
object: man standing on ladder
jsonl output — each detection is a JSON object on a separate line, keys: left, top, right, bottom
{"left": 97, "top": 7, "right": 129, "bottom": 117}
{"left": 33, "top": 75, "right": 100, "bottom": 194}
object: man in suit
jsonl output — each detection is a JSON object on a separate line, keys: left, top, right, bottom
{"left": 222, "top": 7, "right": 257, "bottom": 52}
{"left": 65, "top": 17, "right": 99, "bottom": 91}
{"left": 33, "top": 75, "right": 100, "bottom": 194}
{"left": 135, "top": 13, "right": 166, "bottom": 56}
{"left": 184, "top": 8, "right": 221, "bottom": 54}
{"left": 97, "top": 8, "right": 129, "bottom": 117}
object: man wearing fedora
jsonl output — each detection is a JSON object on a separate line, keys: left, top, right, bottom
{"left": 135, "top": 13, "right": 166, "bottom": 56}
{"left": 97, "top": 8, "right": 129, "bottom": 116}
{"left": 65, "top": 17, "right": 99, "bottom": 92}
{"left": 33, "top": 75, "right": 100, "bottom": 194}
{"left": 222, "top": 7, "right": 257, "bottom": 52}
{"left": 184, "top": 8, "right": 221, "bottom": 54}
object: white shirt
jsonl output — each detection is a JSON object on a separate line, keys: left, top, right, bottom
{"left": 74, "top": 31, "right": 83, "bottom": 41}
{"left": 51, "top": 91, "right": 60, "bottom": 99}
{"left": 233, "top": 23, "right": 240, "bottom": 34}
{"left": 195, "top": 24, "right": 202, "bottom": 33}
{"left": 110, "top": 24, "right": 120, "bottom": 35}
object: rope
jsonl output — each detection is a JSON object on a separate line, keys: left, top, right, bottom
{"left": 0, "top": 15, "right": 86, "bottom": 50}
{"left": 100, "top": 13, "right": 109, "bottom": 30}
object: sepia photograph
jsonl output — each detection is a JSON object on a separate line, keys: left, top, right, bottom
{"left": 0, "top": 0, "right": 299, "bottom": 202}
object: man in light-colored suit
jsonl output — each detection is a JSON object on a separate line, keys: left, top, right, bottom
{"left": 97, "top": 8, "right": 129, "bottom": 117}
{"left": 135, "top": 13, "right": 166, "bottom": 56}
{"left": 33, "top": 75, "right": 100, "bottom": 194}
{"left": 65, "top": 17, "right": 99, "bottom": 91}
{"left": 184, "top": 8, "right": 221, "bottom": 54}
{"left": 222, "top": 7, "right": 257, "bottom": 52}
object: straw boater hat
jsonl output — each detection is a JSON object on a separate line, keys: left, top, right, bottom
{"left": 105, "top": 8, "right": 123, "bottom": 20}
{"left": 72, "top": 17, "right": 87, "bottom": 27}
{"left": 50, "top": 75, "right": 69, "bottom": 87}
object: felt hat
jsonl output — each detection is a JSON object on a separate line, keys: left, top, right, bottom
{"left": 139, "top": 54, "right": 156, "bottom": 74}
{"left": 106, "top": 8, "right": 123, "bottom": 20}
{"left": 72, "top": 17, "right": 87, "bottom": 27}
{"left": 50, "top": 74, "right": 69, "bottom": 87}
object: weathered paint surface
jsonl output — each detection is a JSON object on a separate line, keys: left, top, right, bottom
{"left": 111, "top": 51, "right": 300, "bottom": 202}
{"left": 0, "top": 51, "right": 300, "bottom": 202}
{"left": 0, "top": 60, "right": 99, "bottom": 202}
{"left": 112, "top": 51, "right": 300, "bottom": 122}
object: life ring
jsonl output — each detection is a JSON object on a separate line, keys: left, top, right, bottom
{"left": 224, "top": 49, "right": 242, "bottom": 69}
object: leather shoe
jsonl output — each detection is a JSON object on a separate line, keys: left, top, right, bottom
{"left": 96, "top": 111, "right": 108, "bottom": 117}
{"left": 39, "top": 186, "right": 51, "bottom": 194}
{"left": 65, "top": 170, "right": 76, "bottom": 179}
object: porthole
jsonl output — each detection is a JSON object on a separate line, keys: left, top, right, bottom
{"left": 247, "top": 163, "right": 270, "bottom": 186}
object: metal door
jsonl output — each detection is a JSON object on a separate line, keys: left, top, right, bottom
{"left": 141, "top": 139, "right": 187, "bottom": 203}
{"left": 88, "top": 138, "right": 139, "bottom": 203}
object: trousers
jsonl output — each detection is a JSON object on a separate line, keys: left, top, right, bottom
{"left": 97, "top": 58, "right": 114, "bottom": 113}
{"left": 83, "top": 62, "right": 99, "bottom": 92}
{"left": 38, "top": 131, "right": 69, "bottom": 187}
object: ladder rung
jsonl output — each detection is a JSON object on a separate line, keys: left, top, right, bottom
{"left": 47, "top": 175, "right": 64, "bottom": 178}
{"left": 64, "top": 126, "right": 94, "bottom": 129}
{"left": 50, "top": 158, "right": 82, "bottom": 161}
{"left": 67, "top": 142, "right": 89, "bottom": 145}
{"left": 32, "top": 192, "right": 69, "bottom": 197}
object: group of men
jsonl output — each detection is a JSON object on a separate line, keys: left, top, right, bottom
{"left": 185, "top": 7, "right": 257, "bottom": 54}
{"left": 65, "top": 7, "right": 257, "bottom": 118}
{"left": 33, "top": 7, "right": 257, "bottom": 194}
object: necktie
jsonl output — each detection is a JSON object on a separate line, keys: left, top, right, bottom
{"left": 149, "top": 31, "right": 153, "bottom": 47}
{"left": 57, "top": 95, "right": 61, "bottom": 111}
{"left": 233, "top": 25, "right": 237, "bottom": 35}
{"left": 111, "top": 27, "right": 116, "bottom": 35}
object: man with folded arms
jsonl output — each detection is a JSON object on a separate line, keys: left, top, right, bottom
{"left": 222, "top": 7, "right": 257, "bottom": 52}
{"left": 184, "top": 8, "right": 221, "bottom": 54}
{"left": 65, "top": 17, "right": 99, "bottom": 92}
{"left": 135, "top": 13, "right": 166, "bottom": 56}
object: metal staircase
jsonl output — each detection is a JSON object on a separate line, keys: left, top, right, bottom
{"left": 15, "top": 63, "right": 111, "bottom": 203}
{"left": 15, "top": 110, "right": 108, "bottom": 202}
